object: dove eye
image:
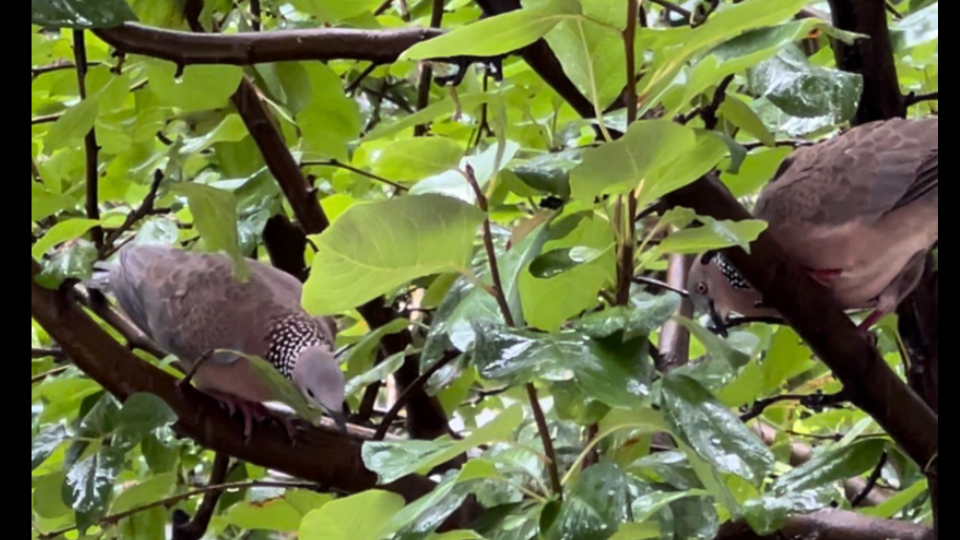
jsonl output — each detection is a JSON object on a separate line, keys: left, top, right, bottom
{"left": 696, "top": 282, "right": 708, "bottom": 295}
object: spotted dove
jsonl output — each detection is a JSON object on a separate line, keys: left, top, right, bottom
{"left": 688, "top": 117, "right": 938, "bottom": 332}
{"left": 88, "top": 244, "right": 346, "bottom": 439}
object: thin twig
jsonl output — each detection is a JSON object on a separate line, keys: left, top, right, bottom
{"left": 31, "top": 113, "right": 62, "bottom": 125}
{"left": 32, "top": 61, "right": 101, "bottom": 78}
{"left": 852, "top": 452, "right": 888, "bottom": 508}
{"left": 38, "top": 479, "right": 318, "bottom": 539}
{"left": 463, "top": 163, "right": 562, "bottom": 498}
{"left": 250, "top": 0, "right": 262, "bottom": 31}
{"left": 301, "top": 159, "right": 407, "bottom": 191}
{"left": 32, "top": 366, "right": 70, "bottom": 384}
{"left": 905, "top": 91, "right": 937, "bottom": 107}
{"left": 414, "top": 0, "right": 445, "bottom": 136}
{"left": 632, "top": 276, "right": 689, "bottom": 298}
{"left": 346, "top": 63, "right": 378, "bottom": 95}
{"left": 624, "top": 0, "right": 639, "bottom": 126}
{"left": 31, "top": 347, "right": 64, "bottom": 359}
{"left": 74, "top": 30, "right": 104, "bottom": 251}
{"left": 374, "top": 351, "right": 460, "bottom": 440}
{"left": 102, "top": 170, "right": 165, "bottom": 257}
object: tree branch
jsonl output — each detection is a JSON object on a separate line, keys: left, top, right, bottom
{"left": 826, "top": 0, "right": 905, "bottom": 123}
{"left": 414, "top": 0, "right": 446, "bottom": 136}
{"left": 905, "top": 91, "right": 938, "bottom": 107}
{"left": 653, "top": 255, "right": 694, "bottom": 372}
{"left": 94, "top": 24, "right": 443, "bottom": 66}
{"left": 73, "top": 30, "right": 104, "bottom": 252}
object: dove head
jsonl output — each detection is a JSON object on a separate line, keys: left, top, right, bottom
{"left": 292, "top": 345, "right": 347, "bottom": 432}
{"left": 687, "top": 252, "right": 768, "bottom": 336}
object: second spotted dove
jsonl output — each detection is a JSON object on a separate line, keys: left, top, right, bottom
{"left": 687, "top": 117, "right": 938, "bottom": 333}
{"left": 88, "top": 244, "right": 346, "bottom": 439}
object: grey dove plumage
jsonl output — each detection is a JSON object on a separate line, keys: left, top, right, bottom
{"left": 88, "top": 244, "right": 346, "bottom": 438}
{"left": 688, "top": 117, "right": 938, "bottom": 332}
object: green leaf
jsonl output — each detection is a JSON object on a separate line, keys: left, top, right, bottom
{"left": 510, "top": 149, "right": 581, "bottom": 199}
{"left": 43, "top": 97, "right": 99, "bottom": 151}
{"left": 520, "top": 213, "right": 616, "bottom": 332}
{"left": 472, "top": 324, "right": 652, "bottom": 407}
{"left": 529, "top": 246, "right": 608, "bottom": 279}
{"left": 303, "top": 194, "right": 485, "bottom": 314}
{"left": 62, "top": 447, "right": 124, "bottom": 533}
{"left": 289, "top": 0, "right": 382, "bottom": 22}
{"left": 115, "top": 393, "right": 177, "bottom": 448}
{"left": 298, "top": 63, "right": 361, "bottom": 162}
{"left": 544, "top": 14, "right": 626, "bottom": 110}
{"left": 31, "top": 183, "right": 76, "bottom": 222}
{"left": 410, "top": 141, "right": 522, "bottom": 204}
{"left": 570, "top": 120, "right": 727, "bottom": 207}
{"left": 110, "top": 473, "right": 176, "bottom": 514}
{"left": 299, "top": 490, "right": 406, "bottom": 540}
{"left": 655, "top": 217, "right": 768, "bottom": 255}
{"left": 362, "top": 405, "right": 523, "bottom": 485}
{"left": 719, "top": 94, "right": 775, "bottom": 147}
{"left": 32, "top": 0, "right": 138, "bottom": 28}
{"left": 774, "top": 439, "right": 887, "bottom": 495}
{"left": 34, "top": 472, "right": 71, "bottom": 519}
{"left": 227, "top": 489, "right": 332, "bottom": 532}
{"left": 32, "top": 423, "right": 69, "bottom": 470}
{"left": 118, "top": 506, "right": 166, "bottom": 540}
{"left": 742, "top": 488, "right": 834, "bottom": 534}
{"left": 35, "top": 238, "right": 98, "bottom": 288}
{"left": 341, "top": 318, "right": 409, "bottom": 380}
{"left": 345, "top": 351, "right": 406, "bottom": 396}
{"left": 370, "top": 137, "right": 465, "bottom": 182}
{"left": 363, "top": 93, "right": 490, "bottom": 141}
{"left": 32, "top": 218, "right": 101, "bottom": 259}
{"left": 572, "top": 292, "right": 682, "bottom": 342}
{"left": 170, "top": 183, "right": 249, "bottom": 280}
{"left": 674, "top": 317, "right": 750, "bottom": 370}
{"left": 400, "top": 0, "right": 582, "bottom": 60}
{"left": 239, "top": 352, "right": 325, "bottom": 424}
{"left": 145, "top": 60, "right": 244, "bottom": 113}
{"left": 78, "top": 393, "right": 121, "bottom": 439}
{"left": 749, "top": 45, "right": 862, "bottom": 123}
{"left": 761, "top": 327, "right": 813, "bottom": 394}
{"left": 661, "top": 373, "right": 774, "bottom": 485}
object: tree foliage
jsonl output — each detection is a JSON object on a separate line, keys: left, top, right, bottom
{"left": 31, "top": 1, "right": 938, "bottom": 539}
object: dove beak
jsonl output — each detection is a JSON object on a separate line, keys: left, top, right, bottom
{"left": 708, "top": 300, "right": 729, "bottom": 338}
{"left": 325, "top": 408, "right": 349, "bottom": 433}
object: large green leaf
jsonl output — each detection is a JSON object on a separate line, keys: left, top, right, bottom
{"left": 570, "top": 120, "right": 727, "bottom": 206}
{"left": 304, "top": 194, "right": 484, "bottom": 314}
{"left": 62, "top": 447, "right": 124, "bottom": 533}
{"left": 370, "top": 137, "right": 465, "bottom": 182}
{"left": 654, "top": 217, "right": 768, "bottom": 255}
{"left": 227, "top": 489, "right": 332, "bottom": 532}
{"left": 289, "top": 0, "right": 382, "bottom": 22}
{"left": 472, "top": 324, "right": 652, "bottom": 407}
{"left": 401, "top": 0, "right": 582, "bottom": 60}
{"left": 32, "top": 0, "right": 137, "bottom": 28}
{"left": 661, "top": 374, "right": 774, "bottom": 485}
{"left": 145, "top": 60, "right": 244, "bottom": 113}
{"left": 32, "top": 423, "right": 69, "bottom": 470}
{"left": 362, "top": 405, "right": 523, "bottom": 485}
{"left": 299, "top": 490, "right": 405, "bottom": 540}
{"left": 298, "top": 63, "right": 361, "bottom": 162}
{"left": 749, "top": 45, "right": 863, "bottom": 124}
{"left": 171, "top": 183, "right": 249, "bottom": 280}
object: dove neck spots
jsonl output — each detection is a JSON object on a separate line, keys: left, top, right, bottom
{"left": 715, "top": 254, "right": 752, "bottom": 291}
{"left": 265, "top": 314, "right": 328, "bottom": 379}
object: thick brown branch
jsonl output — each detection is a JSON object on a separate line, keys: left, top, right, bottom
{"left": 94, "top": 24, "right": 442, "bottom": 66}
{"left": 826, "top": 0, "right": 905, "bottom": 123}
{"left": 31, "top": 260, "right": 443, "bottom": 504}
{"left": 231, "top": 79, "right": 329, "bottom": 233}
{"left": 716, "top": 509, "right": 930, "bottom": 540}
{"left": 653, "top": 255, "right": 693, "bottom": 372}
